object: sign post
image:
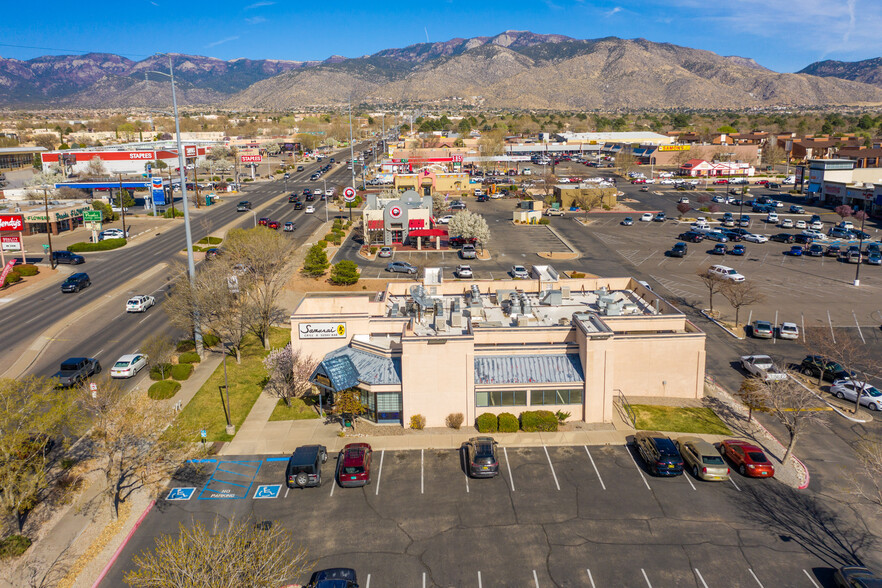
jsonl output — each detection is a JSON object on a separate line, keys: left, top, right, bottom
{"left": 0, "top": 214, "right": 25, "bottom": 267}
{"left": 343, "top": 187, "right": 356, "bottom": 221}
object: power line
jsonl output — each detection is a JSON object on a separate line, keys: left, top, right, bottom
{"left": 0, "top": 42, "right": 154, "bottom": 58}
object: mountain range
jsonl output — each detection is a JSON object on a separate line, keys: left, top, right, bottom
{"left": 3, "top": 32, "right": 882, "bottom": 110}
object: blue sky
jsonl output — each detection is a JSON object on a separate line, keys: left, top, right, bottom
{"left": 2, "top": 0, "right": 880, "bottom": 72}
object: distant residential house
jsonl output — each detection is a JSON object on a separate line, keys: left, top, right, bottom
{"left": 837, "top": 147, "right": 882, "bottom": 168}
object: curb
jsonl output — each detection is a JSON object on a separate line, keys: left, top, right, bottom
{"left": 789, "top": 375, "right": 872, "bottom": 424}
{"left": 91, "top": 500, "right": 155, "bottom": 588}
{"left": 699, "top": 309, "right": 745, "bottom": 339}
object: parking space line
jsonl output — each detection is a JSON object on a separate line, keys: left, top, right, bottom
{"left": 748, "top": 568, "right": 764, "bottom": 587}
{"left": 329, "top": 474, "right": 336, "bottom": 496}
{"left": 683, "top": 473, "right": 696, "bottom": 490}
{"left": 801, "top": 313, "right": 806, "bottom": 343}
{"left": 503, "top": 447, "right": 515, "bottom": 492}
{"left": 422, "top": 572, "right": 426, "bottom": 588}
{"left": 586, "top": 569, "right": 596, "bottom": 588}
{"left": 543, "top": 445, "right": 560, "bottom": 491}
{"left": 729, "top": 477, "right": 741, "bottom": 492}
{"left": 694, "top": 568, "right": 709, "bottom": 588}
{"left": 641, "top": 568, "right": 653, "bottom": 587}
{"left": 627, "top": 447, "right": 652, "bottom": 490}
{"left": 533, "top": 569, "right": 540, "bottom": 587}
{"left": 374, "top": 450, "right": 385, "bottom": 496}
{"left": 854, "top": 310, "right": 866, "bottom": 344}
{"left": 803, "top": 569, "right": 820, "bottom": 587}
{"left": 284, "top": 486, "right": 289, "bottom": 498}
{"left": 584, "top": 446, "right": 606, "bottom": 490}
{"left": 478, "top": 571, "right": 482, "bottom": 588}
{"left": 773, "top": 310, "right": 778, "bottom": 345}
{"left": 365, "top": 574, "right": 370, "bottom": 588}
{"left": 827, "top": 310, "right": 836, "bottom": 343}
{"left": 465, "top": 467, "right": 470, "bottom": 493}
{"left": 420, "top": 449, "right": 424, "bottom": 495}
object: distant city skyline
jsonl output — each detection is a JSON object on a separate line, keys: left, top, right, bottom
{"left": 1, "top": 0, "right": 880, "bottom": 73}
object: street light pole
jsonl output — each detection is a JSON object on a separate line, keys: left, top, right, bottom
{"left": 221, "top": 342, "right": 234, "bottom": 434}
{"left": 854, "top": 210, "right": 868, "bottom": 287}
{"left": 117, "top": 173, "right": 128, "bottom": 239}
{"left": 42, "top": 187, "right": 55, "bottom": 269}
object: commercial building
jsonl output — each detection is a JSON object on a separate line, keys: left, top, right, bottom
{"left": 0, "top": 147, "right": 46, "bottom": 171}
{"left": 362, "top": 189, "right": 441, "bottom": 248}
{"left": 3, "top": 200, "right": 93, "bottom": 236}
{"left": 679, "top": 160, "right": 755, "bottom": 177}
{"left": 293, "top": 270, "right": 707, "bottom": 427}
{"left": 799, "top": 159, "right": 882, "bottom": 215}
{"left": 393, "top": 169, "right": 471, "bottom": 196}
{"left": 41, "top": 141, "right": 213, "bottom": 176}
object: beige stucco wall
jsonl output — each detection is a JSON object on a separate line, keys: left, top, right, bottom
{"left": 399, "top": 334, "right": 474, "bottom": 428}
{"left": 609, "top": 334, "right": 706, "bottom": 399}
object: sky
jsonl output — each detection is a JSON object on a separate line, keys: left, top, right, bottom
{"left": 1, "top": 0, "right": 881, "bottom": 73}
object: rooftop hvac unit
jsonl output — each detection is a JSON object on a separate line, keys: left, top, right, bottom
{"left": 540, "top": 290, "right": 563, "bottom": 306}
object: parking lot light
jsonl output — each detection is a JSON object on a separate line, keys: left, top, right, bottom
{"left": 853, "top": 210, "right": 868, "bottom": 286}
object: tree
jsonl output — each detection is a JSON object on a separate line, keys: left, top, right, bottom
{"left": 849, "top": 435, "right": 882, "bottom": 510}
{"left": 615, "top": 151, "right": 637, "bottom": 176}
{"left": 697, "top": 194, "right": 711, "bottom": 204}
{"left": 302, "top": 244, "right": 329, "bottom": 277}
{"left": 721, "top": 280, "right": 764, "bottom": 327}
{"left": 697, "top": 269, "right": 725, "bottom": 315}
{"left": 717, "top": 125, "right": 737, "bottom": 134}
{"left": 0, "top": 377, "right": 81, "bottom": 531}
{"left": 804, "top": 327, "right": 881, "bottom": 414}
{"left": 738, "top": 377, "right": 766, "bottom": 423}
{"left": 676, "top": 202, "right": 691, "bottom": 218}
{"left": 707, "top": 203, "right": 720, "bottom": 213}
{"left": 431, "top": 192, "right": 447, "bottom": 214}
{"left": 263, "top": 344, "right": 319, "bottom": 407}
{"left": 330, "top": 260, "right": 360, "bottom": 285}
{"left": 84, "top": 156, "right": 106, "bottom": 179}
{"left": 124, "top": 516, "right": 310, "bottom": 588}
{"left": 748, "top": 374, "right": 827, "bottom": 464}
{"left": 32, "top": 134, "right": 55, "bottom": 151}
{"left": 140, "top": 333, "right": 175, "bottom": 380}
{"left": 834, "top": 204, "right": 853, "bottom": 221}
{"left": 447, "top": 210, "right": 491, "bottom": 251}
{"left": 334, "top": 390, "right": 366, "bottom": 430}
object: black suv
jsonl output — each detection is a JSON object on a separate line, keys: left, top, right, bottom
{"left": 634, "top": 431, "right": 684, "bottom": 476}
{"left": 52, "top": 251, "right": 85, "bottom": 265}
{"left": 799, "top": 355, "right": 855, "bottom": 382}
{"left": 669, "top": 242, "right": 688, "bottom": 258}
{"left": 678, "top": 231, "right": 705, "bottom": 243}
{"left": 288, "top": 194, "right": 299, "bottom": 203}
{"left": 464, "top": 437, "right": 499, "bottom": 478}
{"left": 236, "top": 201, "right": 252, "bottom": 211}
{"left": 307, "top": 568, "right": 358, "bottom": 588}
{"left": 286, "top": 445, "right": 328, "bottom": 488}
{"left": 61, "top": 273, "right": 91, "bottom": 293}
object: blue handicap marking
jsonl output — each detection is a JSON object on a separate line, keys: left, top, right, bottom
{"left": 253, "top": 484, "right": 282, "bottom": 499}
{"left": 166, "top": 487, "right": 196, "bottom": 501}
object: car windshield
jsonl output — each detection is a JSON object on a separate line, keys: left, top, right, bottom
{"left": 342, "top": 466, "right": 364, "bottom": 475}
{"left": 654, "top": 438, "right": 678, "bottom": 456}
{"left": 113, "top": 361, "right": 131, "bottom": 368}
{"left": 702, "top": 455, "right": 725, "bottom": 465}
{"left": 747, "top": 451, "right": 769, "bottom": 463}
{"left": 127, "top": 299, "right": 139, "bottom": 304}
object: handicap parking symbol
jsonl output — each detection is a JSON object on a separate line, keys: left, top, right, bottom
{"left": 253, "top": 484, "right": 282, "bottom": 499}
{"left": 166, "top": 487, "right": 196, "bottom": 501}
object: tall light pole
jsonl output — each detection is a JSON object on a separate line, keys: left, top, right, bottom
{"left": 40, "top": 185, "right": 55, "bottom": 269}
{"left": 854, "top": 210, "right": 868, "bottom": 287}
{"left": 348, "top": 99, "right": 356, "bottom": 194}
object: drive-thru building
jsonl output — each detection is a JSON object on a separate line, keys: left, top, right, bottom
{"left": 292, "top": 268, "right": 707, "bottom": 427}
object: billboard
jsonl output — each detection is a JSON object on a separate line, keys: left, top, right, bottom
{"left": 184, "top": 145, "right": 197, "bottom": 158}
{"left": 151, "top": 177, "right": 166, "bottom": 206}
{"left": 1, "top": 236, "right": 21, "bottom": 251}
{"left": 0, "top": 215, "right": 24, "bottom": 232}
{"left": 658, "top": 145, "right": 691, "bottom": 152}
{"left": 240, "top": 155, "right": 262, "bottom": 163}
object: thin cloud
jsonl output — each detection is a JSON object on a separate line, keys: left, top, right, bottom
{"left": 542, "top": 0, "right": 562, "bottom": 10}
{"left": 149, "top": 0, "right": 159, "bottom": 5}
{"left": 605, "top": 6, "right": 623, "bottom": 16}
{"left": 206, "top": 36, "right": 239, "bottom": 48}
{"left": 245, "top": 1, "right": 274, "bottom": 8}
{"left": 245, "top": 16, "right": 267, "bottom": 24}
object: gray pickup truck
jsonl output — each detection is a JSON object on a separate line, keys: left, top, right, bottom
{"left": 54, "top": 357, "right": 101, "bottom": 388}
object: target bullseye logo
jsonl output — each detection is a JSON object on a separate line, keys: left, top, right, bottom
{"left": 343, "top": 187, "right": 357, "bottom": 202}
{"left": 389, "top": 205, "right": 402, "bottom": 219}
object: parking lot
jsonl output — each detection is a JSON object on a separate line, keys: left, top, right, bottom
{"left": 102, "top": 444, "right": 855, "bottom": 587}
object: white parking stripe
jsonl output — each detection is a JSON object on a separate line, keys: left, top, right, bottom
{"left": 586, "top": 569, "right": 596, "bottom": 588}
{"left": 420, "top": 449, "right": 424, "bottom": 495}
{"left": 366, "top": 574, "right": 370, "bottom": 588}
{"left": 423, "top": 572, "right": 426, "bottom": 588}
{"left": 284, "top": 486, "right": 289, "bottom": 498}
{"left": 584, "top": 446, "right": 606, "bottom": 490}
{"left": 374, "top": 450, "right": 385, "bottom": 495}
{"left": 533, "top": 569, "right": 540, "bottom": 587}
{"left": 465, "top": 468, "right": 470, "bottom": 493}
{"left": 478, "top": 571, "right": 483, "bottom": 588}
{"left": 748, "top": 568, "right": 764, "bottom": 587}
{"left": 729, "top": 477, "right": 741, "bottom": 492}
{"left": 544, "top": 445, "right": 560, "bottom": 491}
{"left": 801, "top": 314, "right": 806, "bottom": 343}
{"left": 627, "top": 447, "right": 652, "bottom": 490}
{"left": 694, "top": 568, "right": 709, "bottom": 588}
{"left": 683, "top": 472, "right": 696, "bottom": 490}
{"left": 503, "top": 447, "right": 515, "bottom": 492}
{"left": 803, "top": 569, "right": 821, "bottom": 587}
{"left": 827, "top": 310, "right": 836, "bottom": 343}
{"left": 773, "top": 310, "right": 778, "bottom": 345}
{"left": 642, "top": 568, "right": 653, "bottom": 587}
{"left": 854, "top": 310, "right": 866, "bottom": 344}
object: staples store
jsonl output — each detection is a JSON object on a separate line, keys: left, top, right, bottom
{"left": 41, "top": 146, "right": 208, "bottom": 176}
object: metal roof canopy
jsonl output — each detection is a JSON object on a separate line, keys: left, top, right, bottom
{"left": 474, "top": 354, "right": 584, "bottom": 386}
{"left": 54, "top": 181, "right": 151, "bottom": 189}
{"left": 310, "top": 355, "right": 360, "bottom": 393}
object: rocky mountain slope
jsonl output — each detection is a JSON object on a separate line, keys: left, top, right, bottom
{"left": 799, "top": 57, "right": 882, "bottom": 87}
{"left": 4, "top": 31, "right": 882, "bottom": 109}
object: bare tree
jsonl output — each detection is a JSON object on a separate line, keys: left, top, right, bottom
{"left": 84, "top": 156, "right": 107, "bottom": 179}
{"left": 738, "top": 377, "right": 766, "bottom": 423}
{"left": 263, "top": 344, "right": 319, "bottom": 407}
{"left": 849, "top": 435, "right": 882, "bottom": 510}
{"left": 762, "top": 142, "right": 785, "bottom": 167}
{"left": 721, "top": 280, "right": 765, "bottom": 328}
{"left": 804, "top": 327, "right": 880, "bottom": 414}
{"left": 749, "top": 374, "right": 827, "bottom": 464}
{"left": 676, "top": 202, "right": 691, "bottom": 218}
{"left": 124, "top": 516, "right": 311, "bottom": 588}
{"left": 140, "top": 333, "right": 175, "bottom": 380}
{"left": 834, "top": 205, "right": 853, "bottom": 222}
{"left": 697, "top": 269, "right": 726, "bottom": 315}
{"left": 615, "top": 151, "right": 637, "bottom": 176}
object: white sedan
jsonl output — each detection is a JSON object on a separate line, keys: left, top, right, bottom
{"left": 110, "top": 353, "right": 149, "bottom": 379}
{"left": 305, "top": 205, "right": 315, "bottom": 214}
{"left": 742, "top": 233, "right": 769, "bottom": 243}
{"left": 437, "top": 215, "right": 453, "bottom": 225}
{"left": 677, "top": 196, "right": 690, "bottom": 204}
{"left": 126, "top": 295, "right": 156, "bottom": 313}
{"left": 830, "top": 380, "right": 882, "bottom": 411}
{"left": 639, "top": 213, "right": 653, "bottom": 222}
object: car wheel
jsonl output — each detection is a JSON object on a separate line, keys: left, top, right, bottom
{"left": 836, "top": 392, "right": 845, "bottom": 399}
{"left": 693, "top": 465, "right": 700, "bottom": 479}
{"left": 870, "top": 403, "right": 879, "bottom": 412}
{"left": 295, "top": 472, "right": 309, "bottom": 487}
{"left": 321, "top": 451, "right": 328, "bottom": 464}
{"left": 95, "top": 364, "right": 101, "bottom": 374}
{"left": 739, "top": 464, "right": 746, "bottom": 476}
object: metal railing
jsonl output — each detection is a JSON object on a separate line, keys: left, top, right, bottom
{"left": 615, "top": 389, "right": 637, "bottom": 428}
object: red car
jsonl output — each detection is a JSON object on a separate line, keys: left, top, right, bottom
{"left": 719, "top": 439, "right": 775, "bottom": 478}
{"left": 713, "top": 179, "right": 729, "bottom": 185}
{"left": 267, "top": 220, "right": 280, "bottom": 230}
{"left": 337, "top": 443, "right": 372, "bottom": 487}
{"left": 258, "top": 217, "right": 269, "bottom": 226}
{"left": 631, "top": 179, "right": 647, "bottom": 184}
{"left": 755, "top": 180, "right": 769, "bottom": 186}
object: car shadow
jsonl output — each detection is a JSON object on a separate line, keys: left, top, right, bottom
{"left": 458, "top": 444, "right": 471, "bottom": 478}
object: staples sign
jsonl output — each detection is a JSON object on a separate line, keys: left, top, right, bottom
{"left": 184, "top": 146, "right": 197, "bottom": 158}
{"left": 129, "top": 152, "right": 155, "bottom": 160}
{"left": 0, "top": 215, "right": 24, "bottom": 232}
{"left": 240, "top": 155, "right": 262, "bottom": 163}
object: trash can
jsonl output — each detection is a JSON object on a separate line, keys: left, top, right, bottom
{"left": 205, "top": 194, "right": 214, "bottom": 205}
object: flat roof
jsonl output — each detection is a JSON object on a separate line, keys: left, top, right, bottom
{"left": 0, "top": 147, "right": 46, "bottom": 154}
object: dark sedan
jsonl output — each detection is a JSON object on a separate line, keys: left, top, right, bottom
{"left": 770, "top": 233, "right": 794, "bottom": 244}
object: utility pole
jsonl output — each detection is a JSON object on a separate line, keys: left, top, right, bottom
{"left": 166, "top": 164, "right": 177, "bottom": 219}
{"left": 117, "top": 173, "right": 128, "bottom": 239}
{"left": 349, "top": 99, "right": 356, "bottom": 195}
{"left": 42, "top": 186, "right": 55, "bottom": 269}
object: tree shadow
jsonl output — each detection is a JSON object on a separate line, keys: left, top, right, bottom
{"left": 738, "top": 483, "right": 875, "bottom": 569}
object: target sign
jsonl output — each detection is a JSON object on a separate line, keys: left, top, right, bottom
{"left": 343, "top": 187, "right": 357, "bottom": 202}
{"left": 389, "top": 205, "right": 402, "bottom": 219}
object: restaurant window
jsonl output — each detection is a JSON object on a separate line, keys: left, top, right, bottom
{"left": 530, "top": 389, "right": 583, "bottom": 405}
{"left": 475, "top": 390, "right": 527, "bottom": 407}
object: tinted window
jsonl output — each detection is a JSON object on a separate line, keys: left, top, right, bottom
{"left": 342, "top": 466, "right": 364, "bottom": 475}
{"left": 474, "top": 443, "right": 495, "bottom": 459}
{"left": 113, "top": 361, "right": 130, "bottom": 368}
{"left": 702, "top": 455, "right": 725, "bottom": 465}
{"left": 60, "top": 361, "right": 82, "bottom": 370}
{"left": 747, "top": 451, "right": 769, "bottom": 463}
{"left": 654, "top": 438, "right": 678, "bottom": 456}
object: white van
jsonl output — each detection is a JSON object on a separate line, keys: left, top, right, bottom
{"left": 522, "top": 168, "right": 532, "bottom": 176}
{"left": 708, "top": 265, "right": 745, "bottom": 282}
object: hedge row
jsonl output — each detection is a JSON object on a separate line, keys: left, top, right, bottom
{"left": 148, "top": 380, "right": 181, "bottom": 400}
{"left": 16, "top": 264, "right": 39, "bottom": 277}
{"left": 171, "top": 363, "right": 193, "bottom": 381}
{"left": 67, "top": 238, "right": 126, "bottom": 252}
{"left": 475, "top": 410, "right": 558, "bottom": 433}
{"left": 177, "top": 351, "right": 201, "bottom": 364}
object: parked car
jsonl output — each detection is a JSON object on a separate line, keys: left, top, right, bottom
{"left": 640, "top": 213, "right": 653, "bottom": 222}
{"left": 437, "top": 215, "right": 453, "bottom": 225}
{"left": 52, "top": 251, "right": 85, "bottom": 265}
{"left": 286, "top": 444, "right": 328, "bottom": 488}
{"left": 770, "top": 233, "right": 795, "bottom": 244}
{"left": 448, "top": 236, "right": 477, "bottom": 247}
{"left": 377, "top": 246, "right": 393, "bottom": 258}
{"left": 719, "top": 439, "right": 775, "bottom": 478}
{"left": 868, "top": 252, "right": 882, "bottom": 265}
{"left": 711, "top": 243, "right": 728, "bottom": 255}
{"left": 742, "top": 233, "right": 768, "bottom": 243}
{"left": 460, "top": 244, "right": 477, "bottom": 259}
{"left": 751, "top": 320, "right": 774, "bottom": 339}
{"left": 621, "top": 217, "right": 633, "bottom": 226}
{"left": 98, "top": 228, "right": 128, "bottom": 240}
{"left": 464, "top": 437, "right": 499, "bottom": 478}
{"left": 830, "top": 380, "right": 882, "bottom": 412}
{"left": 705, "top": 231, "right": 729, "bottom": 243}
{"left": 456, "top": 265, "right": 473, "bottom": 279}
{"left": 61, "top": 272, "right": 91, "bottom": 293}
{"left": 780, "top": 217, "right": 794, "bottom": 228}
{"left": 789, "top": 245, "right": 804, "bottom": 256}
{"left": 676, "top": 437, "right": 730, "bottom": 481}
{"left": 789, "top": 204, "right": 805, "bottom": 213}
{"left": 766, "top": 212, "right": 779, "bottom": 223}
{"left": 204, "top": 247, "right": 221, "bottom": 260}
{"left": 778, "top": 322, "right": 799, "bottom": 340}
{"left": 386, "top": 261, "right": 417, "bottom": 274}
{"left": 740, "top": 354, "right": 787, "bottom": 382}
{"left": 126, "top": 295, "right": 155, "bottom": 313}
{"left": 307, "top": 568, "right": 359, "bottom": 588}
{"left": 110, "top": 353, "right": 148, "bottom": 379}
{"left": 719, "top": 230, "right": 743, "bottom": 242}
{"left": 730, "top": 244, "right": 746, "bottom": 256}
{"left": 511, "top": 265, "right": 530, "bottom": 279}
{"left": 53, "top": 357, "right": 101, "bottom": 388}
{"left": 634, "top": 431, "right": 684, "bottom": 476}
{"left": 678, "top": 231, "right": 705, "bottom": 243}
{"left": 707, "top": 264, "right": 745, "bottom": 282}
{"left": 794, "top": 220, "right": 807, "bottom": 229}
{"left": 337, "top": 443, "right": 372, "bottom": 487}
{"left": 799, "top": 355, "right": 855, "bottom": 382}
{"left": 653, "top": 212, "right": 666, "bottom": 222}
{"left": 848, "top": 250, "right": 862, "bottom": 264}
{"left": 669, "top": 242, "right": 688, "bottom": 258}
{"left": 677, "top": 196, "right": 689, "bottom": 204}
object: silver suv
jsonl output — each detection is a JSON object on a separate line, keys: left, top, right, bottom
{"left": 460, "top": 244, "right": 476, "bottom": 259}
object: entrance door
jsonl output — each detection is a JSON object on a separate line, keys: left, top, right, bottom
{"left": 423, "top": 186, "right": 431, "bottom": 197}
{"left": 390, "top": 230, "right": 403, "bottom": 243}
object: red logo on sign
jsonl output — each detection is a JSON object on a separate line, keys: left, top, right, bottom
{"left": 0, "top": 215, "right": 24, "bottom": 232}
{"left": 184, "top": 146, "right": 197, "bottom": 157}
{"left": 389, "top": 206, "right": 402, "bottom": 219}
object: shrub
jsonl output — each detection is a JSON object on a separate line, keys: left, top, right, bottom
{"left": 498, "top": 412, "right": 519, "bottom": 433}
{"left": 67, "top": 238, "right": 126, "bottom": 252}
{"left": 176, "top": 340, "right": 196, "bottom": 352}
{"left": 538, "top": 218, "right": 550, "bottom": 225}
{"left": 519, "top": 410, "right": 558, "bottom": 432}
{"left": 706, "top": 187, "right": 715, "bottom": 192}
{"left": 370, "top": 246, "right": 377, "bottom": 255}
{"left": 317, "top": 240, "right": 328, "bottom": 248}
{"left": 178, "top": 351, "right": 201, "bottom": 364}
{"left": 91, "top": 200, "right": 114, "bottom": 222}
{"left": 226, "top": 177, "right": 234, "bottom": 183}
{"left": 15, "top": 264, "right": 38, "bottom": 276}
{"left": 476, "top": 413, "right": 498, "bottom": 433}
{"left": 2, "top": 271, "right": 21, "bottom": 287}
{"left": 202, "top": 333, "right": 220, "bottom": 348}
{"left": 570, "top": 271, "right": 586, "bottom": 278}
{"left": 555, "top": 410, "right": 571, "bottom": 423}
{"left": 324, "top": 232, "right": 337, "bottom": 242}
{"left": 445, "top": 413, "right": 464, "bottom": 430}
{"left": 198, "top": 236, "right": 223, "bottom": 245}
{"left": 148, "top": 380, "right": 181, "bottom": 400}
{"left": 0, "top": 534, "right": 32, "bottom": 559}
{"left": 410, "top": 414, "right": 426, "bottom": 430}
{"left": 149, "top": 363, "right": 172, "bottom": 380}
{"left": 330, "top": 260, "right": 359, "bottom": 285}
{"left": 302, "top": 244, "right": 329, "bottom": 276}
{"left": 171, "top": 363, "right": 193, "bottom": 381}
{"left": 163, "top": 208, "right": 185, "bottom": 218}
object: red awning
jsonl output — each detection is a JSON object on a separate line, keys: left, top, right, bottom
{"left": 408, "top": 229, "right": 448, "bottom": 237}
{"left": 367, "top": 220, "right": 384, "bottom": 230}
{"left": 408, "top": 219, "right": 424, "bottom": 229}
